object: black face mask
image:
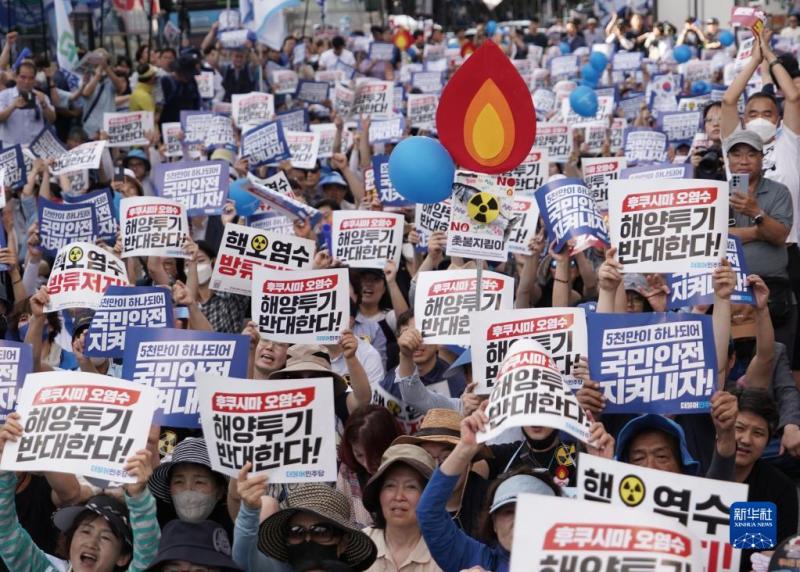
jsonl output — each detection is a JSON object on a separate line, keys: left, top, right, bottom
{"left": 286, "top": 541, "right": 341, "bottom": 568}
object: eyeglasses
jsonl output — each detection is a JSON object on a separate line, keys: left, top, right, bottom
{"left": 286, "top": 523, "right": 342, "bottom": 544}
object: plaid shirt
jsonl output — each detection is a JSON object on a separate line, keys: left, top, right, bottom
{"left": 198, "top": 292, "right": 250, "bottom": 334}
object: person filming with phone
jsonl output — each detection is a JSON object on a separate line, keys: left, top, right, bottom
{"left": 0, "top": 60, "right": 55, "bottom": 146}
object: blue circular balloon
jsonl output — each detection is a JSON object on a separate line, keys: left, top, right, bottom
{"left": 581, "top": 63, "right": 600, "bottom": 83}
{"left": 388, "top": 137, "right": 455, "bottom": 205}
{"left": 691, "top": 80, "right": 710, "bottom": 95}
{"left": 589, "top": 51, "right": 608, "bottom": 72}
{"left": 486, "top": 20, "right": 497, "bottom": 35}
{"left": 228, "top": 179, "right": 260, "bottom": 218}
{"left": 673, "top": 44, "right": 692, "bottom": 63}
{"left": 559, "top": 41, "right": 571, "bottom": 55}
{"left": 719, "top": 29, "right": 735, "bottom": 47}
{"left": 570, "top": 86, "right": 599, "bottom": 117}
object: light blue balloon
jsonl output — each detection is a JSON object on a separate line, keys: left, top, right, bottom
{"left": 691, "top": 80, "right": 710, "bottom": 95}
{"left": 570, "top": 85, "right": 599, "bottom": 117}
{"left": 486, "top": 20, "right": 497, "bottom": 35}
{"left": 388, "top": 137, "right": 455, "bottom": 205}
{"left": 559, "top": 41, "right": 571, "bottom": 54}
{"left": 673, "top": 44, "right": 692, "bottom": 63}
{"left": 581, "top": 63, "right": 600, "bottom": 83}
{"left": 719, "top": 29, "right": 735, "bottom": 47}
{"left": 228, "top": 179, "right": 260, "bottom": 217}
{"left": 589, "top": 51, "right": 608, "bottom": 71}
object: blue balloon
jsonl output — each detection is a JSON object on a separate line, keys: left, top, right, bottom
{"left": 691, "top": 80, "right": 710, "bottom": 95}
{"left": 719, "top": 29, "right": 734, "bottom": 47}
{"left": 228, "top": 179, "right": 260, "bottom": 218}
{"left": 559, "top": 41, "right": 571, "bottom": 55}
{"left": 388, "top": 137, "right": 455, "bottom": 205}
{"left": 589, "top": 51, "right": 608, "bottom": 71}
{"left": 673, "top": 44, "right": 692, "bottom": 63}
{"left": 569, "top": 86, "right": 598, "bottom": 117}
{"left": 581, "top": 63, "right": 600, "bottom": 83}
{"left": 486, "top": 20, "right": 497, "bottom": 35}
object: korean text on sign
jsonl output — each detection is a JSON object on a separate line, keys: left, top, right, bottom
{"left": 120, "top": 196, "right": 190, "bottom": 259}
{"left": 45, "top": 242, "right": 128, "bottom": 312}
{"left": 332, "top": 211, "right": 403, "bottom": 269}
{"left": 0, "top": 341, "right": 32, "bottom": 423}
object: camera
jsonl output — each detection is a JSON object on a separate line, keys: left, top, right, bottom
{"left": 696, "top": 145, "right": 726, "bottom": 180}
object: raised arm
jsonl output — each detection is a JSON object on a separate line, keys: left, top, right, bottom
{"left": 721, "top": 37, "right": 762, "bottom": 139}
{"left": 761, "top": 28, "right": 800, "bottom": 134}
{"left": 712, "top": 259, "right": 734, "bottom": 388}
{"left": 744, "top": 275, "right": 775, "bottom": 389}
{"left": 597, "top": 247, "right": 622, "bottom": 313}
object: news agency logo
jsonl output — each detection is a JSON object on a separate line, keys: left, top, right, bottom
{"left": 730, "top": 501, "right": 777, "bottom": 549}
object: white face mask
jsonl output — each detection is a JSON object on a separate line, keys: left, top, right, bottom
{"left": 745, "top": 118, "right": 777, "bottom": 143}
{"left": 196, "top": 262, "right": 212, "bottom": 285}
{"left": 172, "top": 490, "right": 217, "bottom": 522}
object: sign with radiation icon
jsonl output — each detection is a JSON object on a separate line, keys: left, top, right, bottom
{"left": 210, "top": 223, "right": 316, "bottom": 296}
{"left": 619, "top": 475, "right": 646, "bottom": 507}
{"left": 45, "top": 241, "right": 128, "bottom": 312}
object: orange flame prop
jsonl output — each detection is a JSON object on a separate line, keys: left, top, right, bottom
{"left": 436, "top": 40, "right": 536, "bottom": 174}
{"left": 393, "top": 29, "right": 412, "bottom": 51}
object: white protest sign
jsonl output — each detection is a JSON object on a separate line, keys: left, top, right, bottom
{"left": 414, "top": 269, "right": 515, "bottom": 345}
{"left": 271, "top": 70, "right": 299, "bottom": 95}
{"left": 411, "top": 71, "right": 443, "bottom": 94}
{"left": 608, "top": 178, "right": 729, "bottom": 273}
{"left": 232, "top": 92, "right": 275, "bottom": 129}
{"left": 577, "top": 455, "right": 747, "bottom": 572}
{"left": 162, "top": 122, "right": 183, "bottom": 158}
{"left": 120, "top": 196, "right": 189, "bottom": 259}
{"left": 509, "top": 147, "right": 549, "bottom": 195}
{"left": 197, "top": 374, "right": 337, "bottom": 482}
{"left": 103, "top": 111, "right": 154, "bottom": 147}
{"left": 407, "top": 93, "right": 438, "bottom": 129}
{"left": 415, "top": 200, "right": 451, "bottom": 250}
{"left": 286, "top": 131, "right": 321, "bottom": 170}
{"left": 352, "top": 81, "right": 394, "bottom": 120}
{"left": 310, "top": 123, "right": 337, "bottom": 159}
{"left": 30, "top": 127, "right": 67, "bottom": 160}
{"left": 477, "top": 338, "right": 592, "bottom": 444}
{"left": 332, "top": 210, "right": 403, "bottom": 269}
{"left": 252, "top": 267, "right": 349, "bottom": 344}
{"left": 582, "top": 156, "right": 627, "bottom": 214}
{"left": 210, "top": 223, "right": 315, "bottom": 296}
{"left": 50, "top": 141, "right": 106, "bottom": 177}
{"left": 471, "top": 308, "right": 587, "bottom": 394}
{"left": 624, "top": 129, "right": 668, "bottom": 163}
{"left": 511, "top": 494, "right": 706, "bottom": 572}
{"left": 197, "top": 71, "right": 215, "bottom": 99}
{"left": 0, "top": 372, "right": 157, "bottom": 483}
{"left": 333, "top": 84, "right": 355, "bottom": 118}
{"left": 44, "top": 242, "right": 128, "bottom": 312}
{"left": 535, "top": 123, "right": 573, "bottom": 163}
{"left": 506, "top": 196, "right": 540, "bottom": 255}
{"left": 368, "top": 117, "right": 405, "bottom": 143}
{"left": 155, "top": 161, "right": 229, "bottom": 216}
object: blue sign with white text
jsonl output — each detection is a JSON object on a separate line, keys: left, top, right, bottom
{"left": 730, "top": 501, "right": 776, "bottom": 549}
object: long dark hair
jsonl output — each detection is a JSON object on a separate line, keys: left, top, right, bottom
{"left": 339, "top": 405, "right": 402, "bottom": 488}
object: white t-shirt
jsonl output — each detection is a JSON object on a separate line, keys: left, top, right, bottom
{"left": 330, "top": 338, "right": 385, "bottom": 387}
{"left": 318, "top": 48, "right": 356, "bottom": 70}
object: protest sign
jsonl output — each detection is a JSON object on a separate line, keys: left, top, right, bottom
{"left": 477, "top": 338, "right": 592, "bottom": 444}
{"left": 619, "top": 91, "right": 646, "bottom": 121}
{"left": 0, "top": 372, "right": 157, "bottom": 483}
{"left": 197, "top": 374, "right": 337, "bottom": 482}
{"left": 534, "top": 123, "right": 573, "bottom": 163}
{"left": 205, "top": 114, "right": 236, "bottom": 149}
{"left": 38, "top": 198, "right": 98, "bottom": 257}
{"left": 509, "top": 147, "right": 549, "bottom": 195}
{"left": 668, "top": 237, "right": 754, "bottom": 309}
{"left": 562, "top": 94, "right": 615, "bottom": 128}
{"left": 309, "top": 123, "right": 336, "bottom": 158}
{"left": 154, "top": 161, "right": 229, "bottom": 216}
{"left": 407, "top": 93, "right": 438, "bottom": 129}
{"left": 510, "top": 493, "right": 706, "bottom": 572}
{"left": 536, "top": 178, "right": 609, "bottom": 255}
{"left": 372, "top": 155, "right": 411, "bottom": 208}
{"left": 252, "top": 267, "right": 348, "bottom": 344}
{"left": 506, "top": 196, "right": 540, "bottom": 255}
{"left": 44, "top": 242, "right": 128, "bottom": 312}
{"left": 30, "top": 126, "right": 67, "bottom": 160}
{"left": 679, "top": 94, "right": 712, "bottom": 112}
{"left": 369, "top": 41, "right": 395, "bottom": 62}
{"left": 471, "top": 308, "right": 586, "bottom": 394}
{"left": 122, "top": 328, "right": 249, "bottom": 427}
{"left": 657, "top": 110, "right": 703, "bottom": 145}
{"left": 587, "top": 312, "right": 717, "bottom": 414}
{"left": 577, "top": 455, "right": 746, "bottom": 572}
{"left": 582, "top": 156, "right": 627, "bottom": 215}
{"left": 161, "top": 122, "right": 183, "bottom": 158}
{"left": 608, "top": 178, "right": 729, "bottom": 273}
{"left": 613, "top": 50, "right": 644, "bottom": 74}
{"left": 271, "top": 69, "right": 299, "bottom": 95}
{"left": 333, "top": 84, "right": 355, "bottom": 118}
{"left": 85, "top": 286, "right": 174, "bottom": 358}
{"left": 50, "top": 140, "right": 107, "bottom": 176}
{"left": 549, "top": 54, "right": 579, "bottom": 80}
{"left": 63, "top": 188, "right": 117, "bottom": 243}
{"left": 368, "top": 117, "right": 405, "bottom": 144}
{"left": 410, "top": 71, "right": 444, "bottom": 94}
{"left": 210, "top": 224, "right": 315, "bottom": 295}
{"left": 285, "top": 131, "right": 321, "bottom": 170}
{"left": 371, "top": 382, "right": 426, "bottom": 434}
{"left": 244, "top": 176, "right": 323, "bottom": 228}
{"left": 231, "top": 92, "right": 275, "bottom": 129}
{"left": 414, "top": 200, "right": 451, "bottom": 252}
{"left": 196, "top": 70, "right": 215, "bottom": 99}
{"left": 248, "top": 212, "right": 294, "bottom": 234}
{"left": 120, "top": 196, "right": 189, "bottom": 259}
{"left": 241, "top": 121, "right": 291, "bottom": 168}
{"left": 415, "top": 269, "right": 514, "bottom": 345}
{"left": 179, "top": 111, "right": 214, "bottom": 144}
{"left": 447, "top": 171, "right": 515, "bottom": 262}
{"left": 276, "top": 108, "right": 308, "bottom": 133}
{"left": 315, "top": 70, "right": 345, "bottom": 84}
{"left": 621, "top": 162, "right": 694, "bottom": 180}
{"left": 103, "top": 111, "right": 153, "bottom": 147}
{"left": 352, "top": 81, "right": 394, "bottom": 120}
{"left": 0, "top": 341, "right": 32, "bottom": 423}
{"left": 532, "top": 88, "right": 556, "bottom": 115}
{"left": 218, "top": 29, "right": 249, "bottom": 48}
{"left": 332, "top": 210, "right": 403, "bottom": 269}
{"left": 731, "top": 6, "right": 767, "bottom": 34}
{"left": 623, "top": 128, "right": 669, "bottom": 164}
{"left": 0, "top": 146, "right": 26, "bottom": 190}
{"left": 59, "top": 170, "right": 89, "bottom": 197}
{"left": 295, "top": 80, "right": 329, "bottom": 104}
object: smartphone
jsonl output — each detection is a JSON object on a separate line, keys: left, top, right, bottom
{"left": 730, "top": 173, "right": 749, "bottom": 195}
{"left": 113, "top": 166, "right": 125, "bottom": 184}
{"left": 175, "top": 306, "right": 189, "bottom": 320}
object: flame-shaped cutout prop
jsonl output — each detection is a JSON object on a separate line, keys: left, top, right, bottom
{"left": 436, "top": 40, "right": 536, "bottom": 174}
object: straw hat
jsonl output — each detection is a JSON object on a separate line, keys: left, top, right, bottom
{"left": 257, "top": 484, "right": 377, "bottom": 571}
{"left": 362, "top": 444, "right": 436, "bottom": 514}
{"left": 392, "top": 408, "right": 492, "bottom": 460}
{"left": 268, "top": 345, "right": 348, "bottom": 396}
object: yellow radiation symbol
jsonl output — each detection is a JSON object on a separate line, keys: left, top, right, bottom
{"left": 68, "top": 246, "right": 84, "bottom": 263}
{"left": 555, "top": 443, "right": 576, "bottom": 466}
{"left": 619, "top": 475, "right": 646, "bottom": 507}
{"left": 251, "top": 234, "right": 268, "bottom": 252}
{"left": 467, "top": 191, "right": 500, "bottom": 224}
{"left": 159, "top": 431, "right": 177, "bottom": 457}
{"left": 386, "top": 399, "right": 401, "bottom": 416}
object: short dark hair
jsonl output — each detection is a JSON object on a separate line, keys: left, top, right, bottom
{"left": 159, "top": 47, "right": 177, "bottom": 58}
{"left": 370, "top": 25, "right": 384, "bottom": 35}
{"left": 370, "top": 461, "right": 428, "bottom": 529}
{"left": 413, "top": 30, "right": 424, "bottom": 39}
{"left": 313, "top": 198, "right": 340, "bottom": 211}
{"left": 331, "top": 36, "right": 346, "bottom": 49}
{"left": 64, "top": 511, "right": 132, "bottom": 572}
{"left": 745, "top": 91, "right": 780, "bottom": 112}
{"left": 17, "top": 61, "right": 35, "bottom": 75}
{"left": 397, "top": 310, "right": 414, "bottom": 331}
{"left": 702, "top": 100, "right": 721, "bottom": 122}
{"left": 733, "top": 387, "right": 779, "bottom": 439}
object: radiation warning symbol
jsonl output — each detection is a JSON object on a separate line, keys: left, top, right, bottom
{"left": 159, "top": 430, "right": 177, "bottom": 457}
{"left": 619, "top": 475, "right": 646, "bottom": 507}
{"left": 555, "top": 443, "right": 576, "bottom": 467}
{"left": 467, "top": 191, "right": 500, "bottom": 224}
{"left": 251, "top": 234, "right": 268, "bottom": 252}
{"left": 68, "top": 246, "right": 84, "bottom": 263}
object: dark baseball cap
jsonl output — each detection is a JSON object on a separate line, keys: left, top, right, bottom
{"left": 53, "top": 495, "right": 133, "bottom": 548}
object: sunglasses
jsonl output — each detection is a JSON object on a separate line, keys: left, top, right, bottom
{"left": 287, "top": 523, "right": 342, "bottom": 544}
